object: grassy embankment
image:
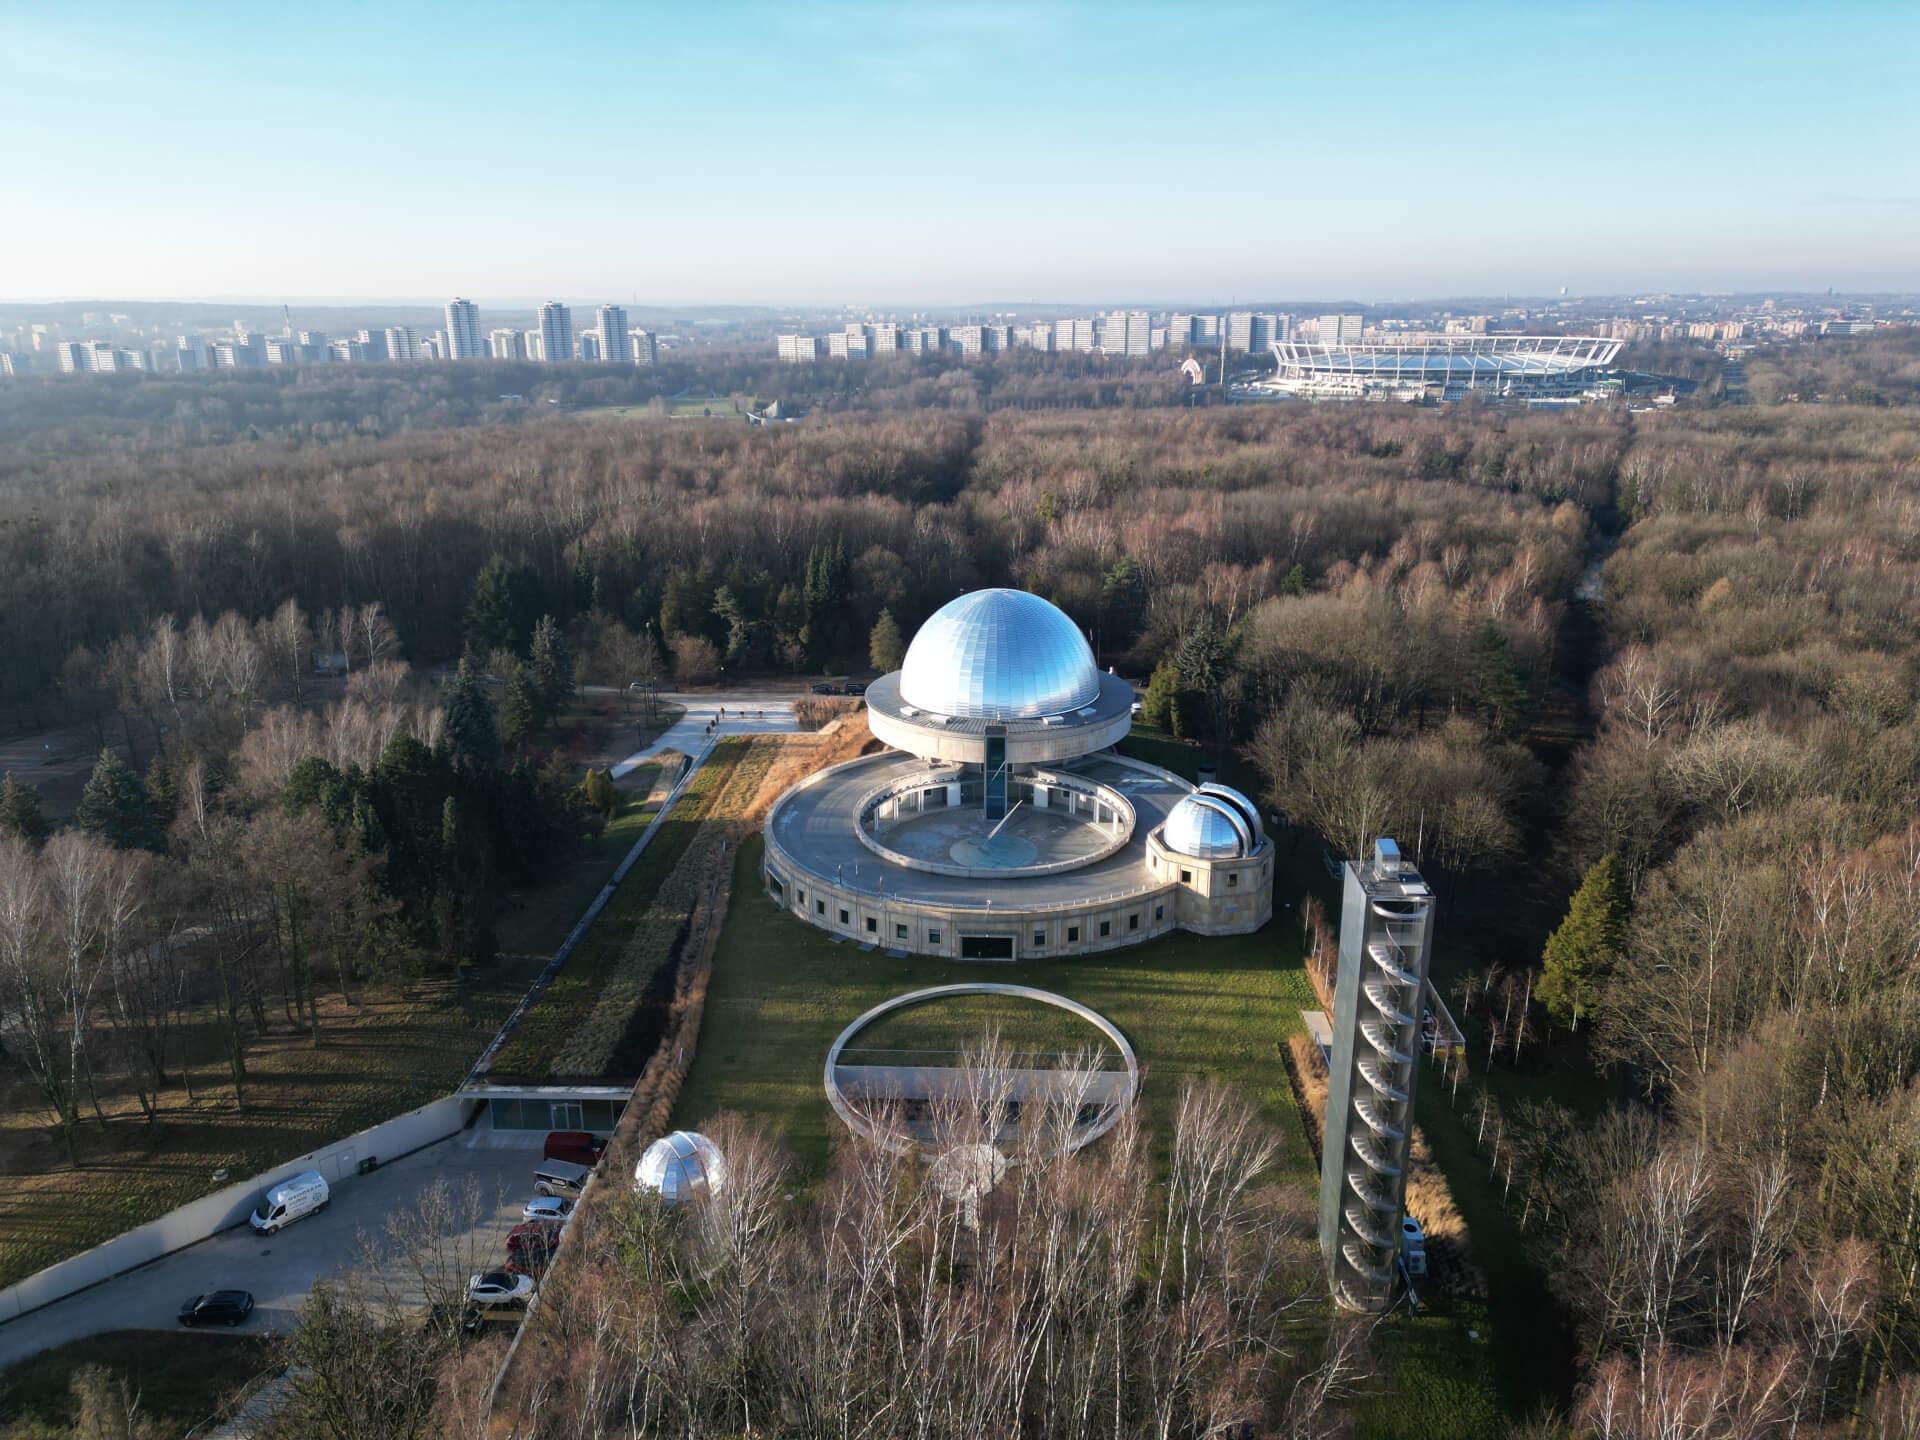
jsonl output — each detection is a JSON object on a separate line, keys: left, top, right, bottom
{"left": 0, "top": 1330, "right": 276, "bottom": 1435}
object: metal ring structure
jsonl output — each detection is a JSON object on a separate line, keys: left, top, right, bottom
{"left": 823, "top": 983, "right": 1140, "bottom": 1161}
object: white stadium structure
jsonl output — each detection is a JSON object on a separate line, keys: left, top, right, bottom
{"left": 1258, "top": 334, "right": 1624, "bottom": 404}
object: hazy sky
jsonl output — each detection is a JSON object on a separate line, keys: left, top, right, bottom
{"left": 4, "top": 1, "right": 1917, "bottom": 305}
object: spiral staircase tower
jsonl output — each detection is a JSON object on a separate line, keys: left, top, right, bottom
{"left": 1317, "top": 838, "right": 1435, "bottom": 1312}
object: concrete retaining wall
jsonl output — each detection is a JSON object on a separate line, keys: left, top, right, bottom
{"left": 0, "top": 1093, "right": 474, "bottom": 1325}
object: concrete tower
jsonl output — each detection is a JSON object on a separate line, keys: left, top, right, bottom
{"left": 1318, "top": 837, "right": 1435, "bottom": 1312}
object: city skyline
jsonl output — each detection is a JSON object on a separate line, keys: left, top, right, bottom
{"left": 4, "top": 2, "right": 1917, "bottom": 303}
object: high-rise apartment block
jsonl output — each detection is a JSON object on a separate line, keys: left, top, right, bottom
{"left": 444, "top": 298, "right": 484, "bottom": 359}
{"left": 1022, "top": 321, "right": 1055, "bottom": 352}
{"left": 384, "top": 326, "right": 420, "bottom": 362}
{"left": 1317, "top": 838, "right": 1436, "bottom": 1313}
{"left": 577, "top": 330, "right": 601, "bottom": 362}
{"left": 776, "top": 334, "right": 818, "bottom": 363}
{"left": 628, "top": 329, "right": 657, "bottom": 365}
{"left": 539, "top": 302, "right": 573, "bottom": 364}
{"left": 828, "top": 329, "right": 870, "bottom": 359}
{"left": 869, "top": 321, "right": 900, "bottom": 354}
{"left": 489, "top": 328, "right": 524, "bottom": 361}
{"left": 1228, "top": 312, "right": 1280, "bottom": 352}
{"left": 950, "top": 324, "right": 985, "bottom": 356}
{"left": 596, "top": 305, "right": 631, "bottom": 364}
{"left": 1317, "top": 313, "right": 1364, "bottom": 345}
{"left": 175, "top": 336, "right": 209, "bottom": 371}
{"left": 1102, "top": 309, "right": 1152, "bottom": 357}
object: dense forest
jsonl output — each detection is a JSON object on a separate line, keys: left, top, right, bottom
{"left": 4, "top": 342, "right": 1920, "bottom": 1433}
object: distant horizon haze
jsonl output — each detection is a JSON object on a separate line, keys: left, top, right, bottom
{"left": 3, "top": 2, "right": 1916, "bottom": 301}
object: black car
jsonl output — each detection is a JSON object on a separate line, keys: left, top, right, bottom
{"left": 811, "top": 682, "right": 838, "bottom": 695}
{"left": 179, "top": 1289, "right": 255, "bottom": 1326}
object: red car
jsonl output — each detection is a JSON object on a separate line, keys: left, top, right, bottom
{"left": 543, "top": 1131, "right": 606, "bottom": 1166}
{"left": 506, "top": 1221, "right": 562, "bottom": 1259}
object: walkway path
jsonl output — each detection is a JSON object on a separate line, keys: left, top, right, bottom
{"left": 611, "top": 690, "right": 798, "bottom": 778}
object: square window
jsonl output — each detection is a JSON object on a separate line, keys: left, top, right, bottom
{"left": 928, "top": 929, "right": 942, "bottom": 945}
{"left": 1033, "top": 930, "right": 1045, "bottom": 947}
{"left": 1099, "top": 920, "right": 1111, "bottom": 938}
{"left": 1067, "top": 925, "right": 1080, "bottom": 942}
{"left": 1227, "top": 872, "right": 1239, "bottom": 888}
{"left": 865, "top": 916, "right": 877, "bottom": 933}
{"left": 839, "top": 908, "right": 850, "bottom": 924}
{"left": 1128, "top": 913, "right": 1139, "bottom": 931}
{"left": 1180, "top": 869, "right": 1192, "bottom": 884}
{"left": 896, "top": 923, "right": 908, "bottom": 939}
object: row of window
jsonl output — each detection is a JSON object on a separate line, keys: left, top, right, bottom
{"left": 772, "top": 866, "right": 1170, "bottom": 953}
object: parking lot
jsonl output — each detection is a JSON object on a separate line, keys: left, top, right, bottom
{"left": 0, "top": 1128, "right": 549, "bottom": 1370}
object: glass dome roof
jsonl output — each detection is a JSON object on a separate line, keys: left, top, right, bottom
{"left": 1163, "top": 793, "right": 1256, "bottom": 860}
{"left": 635, "top": 1130, "right": 726, "bottom": 1204}
{"left": 897, "top": 589, "right": 1100, "bottom": 721}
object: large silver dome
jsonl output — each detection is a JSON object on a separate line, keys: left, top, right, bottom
{"left": 1162, "top": 792, "right": 1257, "bottom": 860}
{"left": 897, "top": 589, "right": 1099, "bottom": 721}
{"left": 635, "top": 1130, "right": 726, "bottom": 1204}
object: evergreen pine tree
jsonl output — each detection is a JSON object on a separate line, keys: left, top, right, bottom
{"left": 499, "top": 663, "right": 542, "bottom": 748}
{"left": 1538, "top": 853, "right": 1631, "bottom": 1026}
{"left": 1142, "top": 661, "right": 1181, "bottom": 733}
{"left": 443, "top": 657, "right": 499, "bottom": 772}
{"left": 869, "top": 608, "right": 905, "bottom": 673}
{"left": 528, "top": 614, "right": 574, "bottom": 719}
{"left": 75, "top": 748, "right": 157, "bottom": 850}
{"left": 1471, "top": 621, "right": 1532, "bottom": 733}
{"left": 464, "top": 555, "right": 518, "bottom": 657}
{"left": 0, "top": 772, "right": 50, "bottom": 846}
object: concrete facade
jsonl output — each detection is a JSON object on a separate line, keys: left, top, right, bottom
{"left": 763, "top": 750, "right": 1272, "bottom": 961}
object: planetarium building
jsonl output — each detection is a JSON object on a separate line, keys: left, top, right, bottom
{"left": 763, "top": 589, "right": 1272, "bottom": 960}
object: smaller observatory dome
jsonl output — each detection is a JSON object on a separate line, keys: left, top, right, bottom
{"left": 1196, "top": 783, "right": 1264, "bottom": 841}
{"left": 1163, "top": 791, "right": 1260, "bottom": 860}
{"left": 635, "top": 1130, "right": 726, "bottom": 1204}
{"left": 898, "top": 588, "right": 1100, "bottom": 721}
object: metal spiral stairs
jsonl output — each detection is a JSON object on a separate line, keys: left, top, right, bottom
{"left": 1333, "top": 919, "right": 1428, "bottom": 1309}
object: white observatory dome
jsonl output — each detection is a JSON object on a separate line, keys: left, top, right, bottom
{"left": 897, "top": 588, "right": 1100, "bottom": 721}
{"left": 635, "top": 1130, "right": 726, "bottom": 1204}
{"left": 1162, "top": 791, "right": 1260, "bottom": 860}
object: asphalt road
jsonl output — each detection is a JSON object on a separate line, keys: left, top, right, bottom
{"left": 0, "top": 1129, "right": 545, "bottom": 1370}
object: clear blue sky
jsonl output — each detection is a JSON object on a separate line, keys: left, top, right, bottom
{"left": 3, "top": 1, "right": 1916, "bottom": 305}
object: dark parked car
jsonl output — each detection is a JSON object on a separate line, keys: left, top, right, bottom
{"left": 542, "top": 1131, "right": 606, "bottom": 1166}
{"left": 844, "top": 681, "right": 867, "bottom": 696}
{"left": 811, "top": 682, "right": 838, "bottom": 695}
{"left": 179, "top": 1290, "right": 255, "bottom": 1326}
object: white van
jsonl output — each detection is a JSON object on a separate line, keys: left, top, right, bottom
{"left": 250, "top": 1170, "right": 330, "bottom": 1234}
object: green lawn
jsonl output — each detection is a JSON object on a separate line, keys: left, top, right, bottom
{"left": 0, "top": 1330, "right": 277, "bottom": 1435}
{"left": 676, "top": 837, "right": 1317, "bottom": 1180}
